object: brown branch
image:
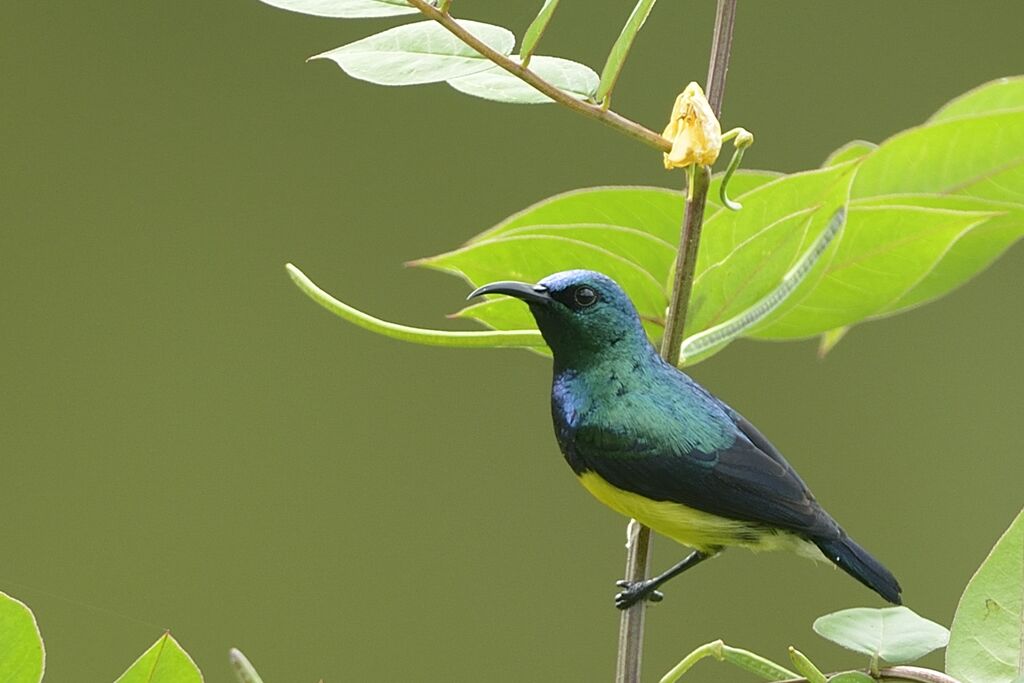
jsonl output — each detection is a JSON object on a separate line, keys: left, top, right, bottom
{"left": 406, "top": 0, "right": 671, "bottom": 152}
{"left": 616, "top": 3, "right": 738, "bottom": 683}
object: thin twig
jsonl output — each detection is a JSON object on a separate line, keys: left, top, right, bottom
{"left": 406, "top": 0, "right": 671, "bottom": 152}
{"left": 616, "top": 2, "right": 738, "bottom": 683}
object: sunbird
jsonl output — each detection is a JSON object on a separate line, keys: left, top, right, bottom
{"left": 469, "top": 270, "right": 902, "bottom": 609}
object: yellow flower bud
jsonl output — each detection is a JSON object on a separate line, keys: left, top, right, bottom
{"left": 662, "top": 82, "right": 722, "bottom": 170}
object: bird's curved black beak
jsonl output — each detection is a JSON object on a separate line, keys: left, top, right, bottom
{"left": 467, "top": 280, "right": 552, "bottom": 305}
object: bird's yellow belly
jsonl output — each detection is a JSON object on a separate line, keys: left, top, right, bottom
{"left": 578, "top": 471, "right": 807, "bottom": 555}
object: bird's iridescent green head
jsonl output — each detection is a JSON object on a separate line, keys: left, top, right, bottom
{"left": 468, "top": 270, "right": 653, "bottom": 366}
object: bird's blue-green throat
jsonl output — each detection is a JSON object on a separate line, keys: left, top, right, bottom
{"left": 469, "top": 269, "right": 902, "bottom": 609}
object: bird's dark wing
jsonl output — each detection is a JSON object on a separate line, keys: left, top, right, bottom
{"left": 571, "top": 416, "right": 837, "bottom": 538}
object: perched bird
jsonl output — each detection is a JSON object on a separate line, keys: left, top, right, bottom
{"left": 468, "top": 270, "right": 902, "bottom": 609}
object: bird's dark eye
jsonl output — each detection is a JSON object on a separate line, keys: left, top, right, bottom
{"left": 573, "top": 286, "right": 598, "bottom": 308}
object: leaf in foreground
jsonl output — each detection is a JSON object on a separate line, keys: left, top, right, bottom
{"left": 114, "top": 633, "right": 203, "bottom": 683}
{"left": 946, "top": 506, "right": 1024, "bottom": 683}
{"left": 813, "top": 606, "right": 949, "bottom": 666}
{"left": 447, "top": 56, "right": 598, "bottom": 104}
{"left": 258, "top": 0, "right": 416, "bottom": 18}
{"left": 0, "top": 592, "right": 44, "bottom": 683}
{"left": 312, "top": 20, "right": 515, "bottom": 86}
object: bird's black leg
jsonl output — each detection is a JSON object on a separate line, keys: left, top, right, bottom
{"left": 615, "top": 550, "right": 715, "bottom": 610}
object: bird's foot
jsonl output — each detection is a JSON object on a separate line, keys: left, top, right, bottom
{"left": 614, "top": 579, "right": 664, "bottom": 610}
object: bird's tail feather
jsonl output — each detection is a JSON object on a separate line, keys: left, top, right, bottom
{"left": 814, "top": 534, "right": 902, "bottom": 605}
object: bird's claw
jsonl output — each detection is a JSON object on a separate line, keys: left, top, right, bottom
{"left": 614, "top": 580, "right": 663, "bottom": 609}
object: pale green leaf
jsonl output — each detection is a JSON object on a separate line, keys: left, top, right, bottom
{"left": 499, "top": 224, "right": 675, "bottom": 283}
{"left": 312, "top": 20, "right": 515, "bottom": 85}
{"left": 813, "top": 606, "right": 949, "bottom": 665}
{"left": 475, "top": 171, "right": 779, "bottom": 245}
{"left": 0, "top": 592, "right": 44, "bottom": 683}
{"left": 946, "top": 507, "right": 1024, "bottom": 683}
{"left": 823, "top": 140, "right": 877, "bottom": 167}
{"left": 416, "top": 234, "right": 668, "bottom": 323}
{"left": 596, "top": 0, "right": 658, "bottom": 103}
{"left": 851, "top": 110, "right": 1024, "bottom": 206}
{"left": 258, "top": 0, "right": 415, "bottom": 18}
{"left": 849, "top": 194, "right": 1024, "bottom": 318}
{"left": 683, "top": 162, "right": 857, "bottom": 340}
{"left": 751, "top": 204, "right": 995, "bottom": 339}
{"left": 520, "top": 0, "right": 560, "bottom": 61}
{"left": 447, "top": 55, "right": 598, "bottom": 104}
{"left": 114, "top": 633, "right": 203, "bottom": 683}
{"left": 229, "top": 648, "right": 265, "bottom": 683}
{"left": 930, "top": 76, "right": 1024, "bottom": 122}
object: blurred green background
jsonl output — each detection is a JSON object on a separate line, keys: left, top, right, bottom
{"left": 2, "top": 1, "right": 1021, "bottom": 680}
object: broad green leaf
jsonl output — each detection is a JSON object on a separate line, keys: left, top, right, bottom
{"left": 813, "top": 606, "right": 949, "bottom": 666}
{"left": 851, "top": 109, "right": 1024, "bottom": 206}
{"left": 930, "top": 76, "right": 1024, "bottom": 122}
{"left": 823, "top": 140, "right": 877, "bottom": 167}
{"left": 683, "top": 162, "right": 857, "bottom": 339}
{"left": 447, "top": 56, "right": 598, "bottom": 104}
{"left": 0, "top": 592, "right": 44, "bottom": 683}
{"left": 114, "top": 633, "right": 203, "bottom": 683}
{"left": 849, "top": 194, "right": 1024, "bottom": 318}
{"left": 475, "top": 186, "right": 684, "bottom": 244}
{"left": 946, "top": 507, "right": 1024, "bottom": 683}
{"left": 595, "top": 0, "right": 658, "bottom": 103}
{"left": 229, "top": 648, "right": 265, "bottom": 683}
{"left": 681, "top": 207, "right": 848, "bottom": 364}
{"left": 312, "top": 21, "right": 514, "bottom": 86}
{"left": 520, "top": 0, "right": 560, "bottom": 62}
{"left": 416, "top": 234, "right": 668, "bottom": 322}
{"left": 475, "top": 172, "right": 779, "bottom": 245}
{"left": 499, "top": 224, "right": 675, "bottom": 283}
{"left": 258, "top": 0, "right": 415, "bottom": 18}
{"left": 751, "top": 204, "right": 994, "bottom": 339}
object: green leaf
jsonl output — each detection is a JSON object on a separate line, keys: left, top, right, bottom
{"left": 851, "top": 109, "right": 1024, "bottom": 206}
{"left": 750, "top": 203, "right": 996, "bottom": 339}
{"left": 680, "top": 207, "right": 848, "bottom": 365}
{"left": 682, "top": 162, "right": 857, "bottom": 340}
{"left": 229, "top": 648, "right": 265, "bottom": 683}
{"left": 930, "top": 76, "right": 1024, "bottom": 122}
{"left": 946, "top": 507, "right": 1024, "bottom": 683}
{"left": 447, "top": 56, "right": 598, "bottom": 104}
{"left": 595, "top": 0, "right": 658, "bottom": 103}
{"left": 258, "top": 0, "right": 416, "bottom": 18}
{"left": 114, "top": 633, "right": 203, "bottom": 683}
{"left": 0, "top": 592, "right": 44, "bottom": 683}
{"left": 823, "top": 140, "right": 877, "bottom": 167}
{"left": 813, "top": 606, "right": 949, "bottom": 666}
{"left": 520, "top": 0, "right": 560, "bottom": 62}
{"left": 312, "top": 20, "right": 515, "bottom": 86}
{"left": 416, "top": 234, "right": 668, "bottom": 323}
{"left": 847, "top": 195, "right": 1024, "bottom": 318}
